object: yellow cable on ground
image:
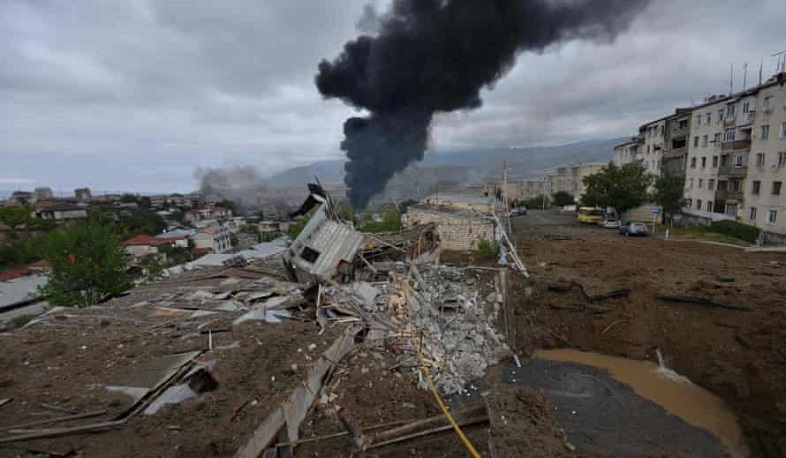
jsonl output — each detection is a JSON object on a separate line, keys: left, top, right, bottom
{"left": 414, "top": 335, "right": 482, "bottom": 458}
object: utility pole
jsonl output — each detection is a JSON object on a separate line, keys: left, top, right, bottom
{"left": 729, "top": 63, "right": 734, "bottom": 95}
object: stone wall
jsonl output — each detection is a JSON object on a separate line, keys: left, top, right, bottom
{"left": 407, "top": 207, "right": 495, "bottom": 251}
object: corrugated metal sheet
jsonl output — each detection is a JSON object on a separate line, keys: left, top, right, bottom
{"left": 290, "top": 224, "right": 364, "bottom": 281}
{"left": 0, "top": 275, "right": 48, "bottom": 309}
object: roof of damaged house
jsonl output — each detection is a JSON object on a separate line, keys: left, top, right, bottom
{"left": 285, "top": 202, "right": 366, "bottom": 283}
{"left": 122, "top": 234, "right": 179, "bottom": 247}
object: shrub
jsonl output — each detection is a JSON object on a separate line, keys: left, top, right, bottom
{"left": 476, "top": 239, "right": 499, "bottom": 258}
{"left": 708, "top": 220, "right": 759, "bottom": 243}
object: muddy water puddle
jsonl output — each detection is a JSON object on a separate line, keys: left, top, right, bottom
{"left": 535, "top": 349, "right": 746, "bottom": 457}
{"left": 475, "top": 350, "right": 747, "bottom": 457}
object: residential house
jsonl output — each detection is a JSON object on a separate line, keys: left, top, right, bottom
{"left": 122, "top": 234, "right": 184, "bottom": 263}
{"left": 34, "top": 187, "right": 54, "bottom": 201}
{"left": 35, "top": 201, "right": 88, "bottom": 221}
{"left": 184, "top": 206, "right": 232, "bottom": 224}
{"left": 191, "top": 226, "right": 232, "bottom": 255}
{"left": 74, "top": 187, "right": 92, "bottom": 202}
{"left": 0, "top": 262, "right": 49, "bottom": 309}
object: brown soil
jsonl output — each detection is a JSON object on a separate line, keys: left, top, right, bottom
{"left": 485, "top": 385, "right": 575, "bottom": 458}
{"left": 0, "top": 269, "right": 343, "bottom": 457}
{"left": 507, "top": 230, "right": 786, "bottom": 457}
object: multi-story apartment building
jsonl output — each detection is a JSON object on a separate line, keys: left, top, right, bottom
{"left": 639, "top": 117, "right": 666, "bottom": 177}
{"left": 613, "top": 137, "right": 642, "bottom": 166}
{"left": 550, "top": 163, "right": 605, "bottom": 200}
{"left": 745, "top": 77, "right": 786, "bottom": 234}
{"left": 661, "top": 109, "right": 692, "bottom": 175}
{"left": 684, "top": 95, "right": 730, "bottom": 215}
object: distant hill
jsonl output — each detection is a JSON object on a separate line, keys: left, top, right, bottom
{"left": 265, "top": 137, "right": 623, "bottom": 187}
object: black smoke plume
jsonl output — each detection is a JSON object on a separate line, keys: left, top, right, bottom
{"left": 316, "top": 0, "right": 650, "bottom": 208}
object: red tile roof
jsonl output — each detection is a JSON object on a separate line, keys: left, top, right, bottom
{"left": 0, "top": 266, "right": 37, "bottom": 282}
{"left": 122, "top": 234, "right": 174, "bottom": 247}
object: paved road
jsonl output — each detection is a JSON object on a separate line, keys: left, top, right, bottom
{"left": 509, "top": 209, "right": 617, "bottom": 241}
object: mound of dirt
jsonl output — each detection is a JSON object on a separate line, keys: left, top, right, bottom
{"left": 485, "top": 385, "right": 574, "bottom": 458}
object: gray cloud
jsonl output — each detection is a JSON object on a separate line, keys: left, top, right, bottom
{"left": 1, "top": 0, "right": 785, "bottom": 193}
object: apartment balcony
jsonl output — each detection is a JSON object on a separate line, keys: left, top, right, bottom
{"left": 738, "top": 111, "right": 756, "bottom": 127}
{"left": 720, "top": 139, "right": 751, "bottom": 152}
{"left": 670, "top": 126, "right": 689, "bottom": 138}
{"left": 723, "top": 116, "right": 737, "bottom": 127}
{"left": 718, "top": 163, "right": 748, "bottom": 177}
{"left": 662, "top": 147, "right": 687, "bottom": 159}
{"left": 714, "top": 190, "right": 743, "bottom": 202}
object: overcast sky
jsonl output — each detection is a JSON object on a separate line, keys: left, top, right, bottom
{"left": 2, "top": 0, "right": 785, "bottom": 194}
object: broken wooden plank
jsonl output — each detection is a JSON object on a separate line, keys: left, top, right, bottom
{"left": 588, "top": 288, "right": 631, "bottom": 302}
{"left": 0, "top": 399, "right": 11, "bottom": 410}
{"left": 234, "top": 326, "right": 361, "bottom": 458}
{"left": 656, "top": 295, "right": 751, "bottom": 311}
{"left": 366, "top": 416, "right": 489, "bottom": 450}
{"left": 0, "top": 419, "right": 125, "bottom": 444}
{"left": 0, "top": 410, "right": 107, "bottom": 433}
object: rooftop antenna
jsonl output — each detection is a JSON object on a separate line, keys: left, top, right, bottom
{"left": 759, "top": 58, "right": 763, "bottom": 86}
{"left": 729, "top": 63, "right": 734, "bottom": 95}
{"left": 773, "top": 50, "right": 786, "bottom": 74}
{"left": 742, "top": 63, "right": 748, "bottom": 90}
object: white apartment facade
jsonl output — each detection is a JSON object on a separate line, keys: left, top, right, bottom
{"left": 684, "top": 95, "right": 729, "bottom": 216}
{"left": 613, "top": 138, "right": 642, "bottom": 166}
{"left": 639, "top": 117, "right": 666, "bottom": 177}
{"left": 745, "top": 80, "right": 786, "bottom": 234}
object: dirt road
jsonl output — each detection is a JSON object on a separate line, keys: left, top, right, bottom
{"left": 508, "top": 210, "right": 786, "bottom": 457}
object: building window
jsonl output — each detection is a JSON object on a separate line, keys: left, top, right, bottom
{"left": 718, "top": 108, "right": 724, "bottom": 121}
{"left": 727, "top": 104, "right": 735, "bottom": 117}
{"left": 752, "top": 180, "right": 761, "bottom": 195}
{"left": 713, "top": 133, "right": 721, "bottom": 144}
{"left": 779, "top": 152, "right": 786, "bottom": 168}
{"left": 750, "top": 207, "right": 757, "bottom": 220}
{"left": 696, "top": 199, "right": 702, "bottom": 210}
{"left": 698, "top": 179, "right": 703, "bottom": 189}
{"left": 702, "top": 135, "right": 708, "bottom": 147}
{"left": 767, "top": 210, "right": 777, "bottom": 225}
{"left": 690, "top": 157, "right": 697, "bottom": 169}
{"left": 685, "top": 198, "right": 692, "bottom": 208}
{"left": 724, "top": 128, "right": 736, "bottom": 142}
{"left": 705, "top": 112, "right": 711, "bottom": 125}
{"left": 743, "top": 101, "right": 750, "bottom": 113}
{"left": 756, "top": 153, "right": 766, "bottom": 167}
{"left": 660, "top": 125, "right": 665, "bottom": 136}
{"left": 693, "top": 136, "right": 699, "bottom": 148}
{"left": 773, "top": 181, "right": 783, "bottom": 196}
{"left": 764, "top": 96, "right": 773, "bottom": 112}
{"left": 689, "top": 178, "right": 694, "bottom": 188}
{"left": 706, "top": 201, "right": 713, "bottom": 212}
{"left": 717, "top": 180, "right": 727, "bottom": 191}
{"left": 761, "top": 125, "right": 769, "bottom": 140}
{"left": 708, "top": 179, "right": 715, "bottom": 190}
{"left": 712, "top": 155, "right": 719, "bottom": 167}
{"left": 695, "top": 115, "right": 701, "bottom": 127}
{"left": 701, "top": 157, "right": 707, "bottom": 168}
{"left": 720, "top": 154, "right": 729, "bottom": 166}
{"left": 729, "top": 179, "right": 742, "bottom": 191}
{"left": 781, "top": 122, "right": 786, "bottom": 138}
{"left": 734, "top": 154, "right": 745, "bottom": 167}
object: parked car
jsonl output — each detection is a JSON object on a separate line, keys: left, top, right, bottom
{"left": 601, "top": 218, "right": 619, "bottom": 229}
{"left": 510, "top": 206, "right": 527, "bottom": 216}
{"left": 619, "top": 221, "right": 648, "bottom": 236}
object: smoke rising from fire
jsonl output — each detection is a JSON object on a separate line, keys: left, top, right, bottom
{"left": 316, "top": 0, "right": 651, "bottom": 208}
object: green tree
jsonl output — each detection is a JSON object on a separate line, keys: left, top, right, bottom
{"left": 551, "top": 191, "right": 575, "bottom": 207}
{"left": 39, "top": 221, "right": 131, "bottom": 307}
{"left": 651, "top": 173, "right": 686, "bottom": 224}
{"left": 359, "top": 210, "right": 401, "bottom": 233}
{"left": 0, "top": 204, "right": 34, "bottom": 232}
{"left": 239, "top": 224, "right": 262, "bottom": 243}
{"left": 582, "top": 162, "right": 652, "bottom": 220}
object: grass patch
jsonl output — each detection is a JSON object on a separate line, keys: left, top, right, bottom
{"left": 1, "top": 313, "right": 37, "bottom": 331}
{"left": 668, "top": 220, "right": 759, "bottom": 245}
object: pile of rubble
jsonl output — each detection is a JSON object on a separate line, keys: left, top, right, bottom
{"left": 319, "top": 263, "right": 510, "bottom": 395}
